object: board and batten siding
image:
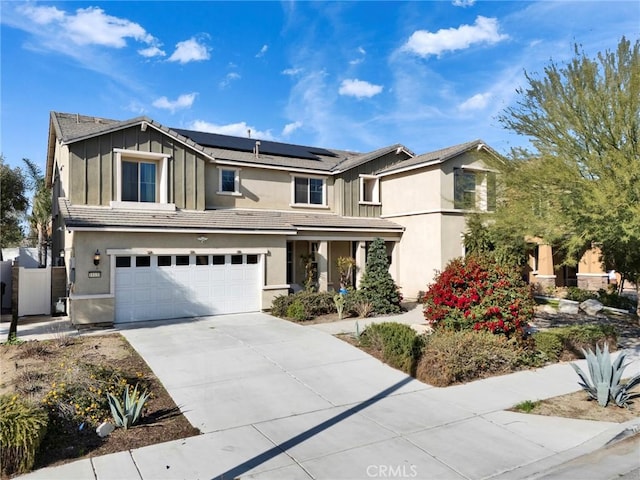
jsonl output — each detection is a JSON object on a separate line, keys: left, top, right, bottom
{"left": 68, "top": 126, "right": 206, "bottom": 210}
{"left": 338, "top": 149, "right": 411, "bottom": 217}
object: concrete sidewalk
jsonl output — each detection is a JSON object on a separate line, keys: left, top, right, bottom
{"left": 13, "top": 312, "right": 640, "bottom": 480}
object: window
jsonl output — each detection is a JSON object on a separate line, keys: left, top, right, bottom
{"left": 359, "top": 175, "right": 380, "bottom": 204}
{"left": 286, "top": 241, "right": 293, "bottom": 284}
{"left": 247, "top": 254, "right": 258, "bottom": 264}
{"left": 196, "top": 255, "right": 209, "bottom": 265}
{"left": 116, "top": 256, "right": 131, "bottom": 268}
{"left": 454, "top": 169, "right": 496, "bottom": 211}
{"left": 176, "top": 255, "right": 190, "bottom": 266}
{"left": 136, "top": 256, "right": 151, "bottom": 267}
{"left": 231, "top": 255, "right": 243, "bottom": 265}
{"left": 292, "top": 176, "right": 326, "bottom": 206}
{"left": 122, "top": 161, "right": 156, "bottom": 202}
{"left": 158, "top": 256, "right": 172, "bottom": 267}
{"left": 212, "top": 255, "right": 225, "bottom": 265}
{"left": 114, "top": 149, "right": 171, "bottom": 208}
{"left": 218, "top": 168, "right": 241, "bottom": 195}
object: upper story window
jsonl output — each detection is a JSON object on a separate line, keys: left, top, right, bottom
{"left": 291, "top": 175, "right": 327, "bottom": 207}
{"left": 359, "top": 175, "right": 380, "bottom": 205}
{"left": 113, "top": 149, "right": 173, "bottom": 211}
{"left": 122, "top": 161, "right": 156, "bottom": 202}
{"left": 454, "top": 168, "right": 496, "bottom": 211}
{"left": 217, "top": 168, "right": 241, "bottom": 195}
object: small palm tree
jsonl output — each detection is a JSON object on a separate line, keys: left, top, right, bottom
{"left": 22, "top": 159, "right": 51, "bottom": 267}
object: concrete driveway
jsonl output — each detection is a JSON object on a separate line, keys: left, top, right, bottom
{"left": 108, "top": 312, "right": 626, "bottom": 480}
{"left": 20, "top": 312, "right": 637, "bottom": 479}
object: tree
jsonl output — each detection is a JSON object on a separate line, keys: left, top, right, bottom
{"left": 22, "top": 159, "right": 52, "bottom": 267}
{"left": 489, "top": 37, "right": 640, "bottom": 313}
{"left": 0, "top": 155, "right": 28, "bottom": 251}
{"left": 358, "top": 237, "right": 403, "bottom": 314}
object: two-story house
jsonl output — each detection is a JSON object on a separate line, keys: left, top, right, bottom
{"left": 46, "top": 111, "right": 499, "bottom": 326}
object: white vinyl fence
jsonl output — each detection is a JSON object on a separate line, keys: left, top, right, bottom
{"left": 18, "top": 267, "right": 51, "bottom": 316}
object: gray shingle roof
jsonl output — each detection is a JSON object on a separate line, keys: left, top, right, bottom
{"left": 375, "top": 139, "right": 499, "bottom": 175}
{"left": 58, "top": 199, "right": 404, "bottom": 233}
{"left": 50, "top": 111, "right": 373, "bottom": 173}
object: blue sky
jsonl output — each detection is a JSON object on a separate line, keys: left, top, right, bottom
{"left": 1, "top": 1, "right": 638, "bottom": 174}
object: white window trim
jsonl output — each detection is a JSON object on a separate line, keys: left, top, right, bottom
{"left": 359, "top": 174, "right": 381, "bottom": 205}
{"left": 289, "top": 174, "right": 329, "bottom": 208}
{"left": 112, "top": 149, "right": 173, "bottom": 210}
{"left": 217, "top": 167, "right": 242, "bottom": 196}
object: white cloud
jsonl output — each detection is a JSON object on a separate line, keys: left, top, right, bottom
{"left": 282, "top": 67, "right": 303, "bottom": 76}
{"left": 138, "top": 46, "right": 166, "bottom": 58}
{"left": 403, "top": 16, "right": 508, "bottom": 58}
{"left": 168, "top": 37, "right": 210, "bottom": 64}
{"left": 219, "top": 72, "right": 241, "bottom": 88}
{"left": 458, "top": 92, "right": 492, "bottom": 111}
{"left": 282, "top": 121, "right": 303, "bottom": 137}
{"left": 20, "top": 5, "right": 64, "bottom": 24}
{"left": 152, "top": 93, "right": 197, "bottom": 113}
{"left": 452, "top": 0, "right": 476, "bottom": 7}
{"left": 349, "top": 46, "right": 367, "bottom": 65}
{"left": 338, "top": 79, "right": 383, "bottom": 99}
{"left": 255, "top": 44, "right": 268, "bottom": 58}
{"left": 18, "top": 5, "right": 159, "bottom": 49}
{"left": 189, "top": 120, "right": 275, "bottom": 140}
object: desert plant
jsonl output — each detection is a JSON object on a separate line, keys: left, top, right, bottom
{"left": 422, "top": 254, "right": 535, "bottom": 337}
{"left": 106, "top": 384, "right": 150, "bottom": 429}
{"left": 416, "top": 330, "right": 524, "bottom": 386}
{"left": 336, "top": 256, "right": 356, "bottom": 289}
{"left": 358, "top": 238, "right": 403, "bottom": 314}
{"left": 571, "top": 344, "right": 640, "bottom": 408}
{"left": 0, "top": 394, "right": 48, "bottom": 476}
{"left": 353, "top": 300, "right": 374, "bottom": 318}
{"left": 300, "top": 253, "right": 317, "bottom": 292}
{"left": 333, "top": 293, "right": 346, "bottom": 320}
{"left": 359, "top": 322, "right": 424, "bottom": 374}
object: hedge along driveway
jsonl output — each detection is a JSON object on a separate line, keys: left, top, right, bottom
{"left": 106, "top": 312, "right": 624, "bottom": 480}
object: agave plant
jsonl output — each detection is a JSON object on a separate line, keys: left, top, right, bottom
{"left": 571, "top": 344, "right": 640, "bottom": 408}
{"left": 106, "top": 384, "right": 150, "bottom": 429}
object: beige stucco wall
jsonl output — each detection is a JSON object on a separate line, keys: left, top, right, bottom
{"left": 205, "top": 164, "right": 334, "bottom": 212}
{"left": 68, "top": 230, "right": 288, "bottom": 324}
{"left": 380, "top": 168, "right": 442, "bottom": 217}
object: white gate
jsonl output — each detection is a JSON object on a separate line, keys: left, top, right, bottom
{"left": 18, "top": 267, "right": 51, "bottom": 316}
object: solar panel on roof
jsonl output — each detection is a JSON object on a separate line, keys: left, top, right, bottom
{"left": 172, "top": 128, "right": 338, "bottom": 160}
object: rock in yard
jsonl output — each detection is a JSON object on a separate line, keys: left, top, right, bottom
{"left": 96, "top": 421, "right": 115, "bottom": 438}
{"left": 580, "top": 298, "right": 604, "bottom": 316}
{"left": 411, "top": 324, "right": 432, "bottom": 335}
{"left": 558, "top": 299, "right": 580, "bottom": 314}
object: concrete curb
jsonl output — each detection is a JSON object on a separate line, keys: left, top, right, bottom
{"left": 494, "top": 418, "right": 640, "bottom": 480}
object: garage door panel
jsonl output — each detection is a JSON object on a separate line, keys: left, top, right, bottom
{"left": 115, "top": 253, "right": 261, "bottom": 323}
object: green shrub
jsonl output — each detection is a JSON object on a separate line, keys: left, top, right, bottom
{"left": 596, "top": 288, "right": 637, "bottom": 311}
{"left": 416, "top": 330, "right": 523, "bottom": 386}
{"left": 532, "top": 331, "right": 564, "bottom": 362}
{"left": 423, "top": 255, "right": 535, "bottom": 337}
{"left": 286, "top": 300, "right": 307, "bottom": 321}
{"left": 359, "top": 322, "right": 424, "bottom": 374}
{"left": 0, "top": 394, "right": 48, "bottom": 476}
{"left": 533, "top": 325, "right": 617, "bottom": 362}
{"left": 564, "top": 287, "right": 598, "bottom": 303}
{"left": 358, "top": 238, "right": 403, "bottom": 314}
{"left": 271, "top": 291, "right": 336, "bottom": 319}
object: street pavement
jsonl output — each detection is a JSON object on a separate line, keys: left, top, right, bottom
{"left": 8, "top": 311, "right": 640, "bottom": 480}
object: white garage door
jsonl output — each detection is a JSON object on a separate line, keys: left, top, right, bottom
{"left": 115, "top": 253, "right": 261, "bottom": 323}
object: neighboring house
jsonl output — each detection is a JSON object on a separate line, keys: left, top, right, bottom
{"left": 46, "top": 111, "right": 499, "bottom": 326}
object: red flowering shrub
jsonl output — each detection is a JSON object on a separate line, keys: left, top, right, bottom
{"left": 423, "top": 255, "right": 535, "bottom": 337}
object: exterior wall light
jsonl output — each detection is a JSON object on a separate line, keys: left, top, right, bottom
{"left": 93, "top": 250, "right": 101, "bottom": 266}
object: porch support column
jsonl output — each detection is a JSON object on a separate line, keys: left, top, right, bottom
{"left": 355, "top": 241, "right": 367, "bottom": 288}
{"left": 577, "top": 245, "right": 608, "bottom": 291}
{"left": 317, "top": 241, "right": 328, "bottom": 292}
{"left": 535, "top": 244, "right": 556, "bottom": 290}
